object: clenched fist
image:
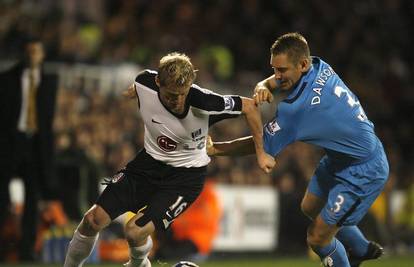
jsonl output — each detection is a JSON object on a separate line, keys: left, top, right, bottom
{"left": 122, "top": 84, "right": 137, "bottom": 99}
{"left": 257, "top": 151, "right": 276, "bottom": 173}
{"left": 206, "top": 135, "right": 215, "bottom": 156}
{"left": 253, "top": 84, "right": 274, "bottom": 105}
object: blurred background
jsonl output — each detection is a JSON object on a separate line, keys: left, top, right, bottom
{"left": 0, "top": 0, "right": 413, "bottom": 265}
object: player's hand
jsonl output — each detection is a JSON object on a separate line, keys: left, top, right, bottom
{"left": 257, "top": 152, "right": 275, "bottom": 174}
{"left": 253, "top": 84, "right": 274, "bottom": 105}
{"left": 206, "top": 135, "right": 215, "bottom": 156}
{"left": 122, "top": 84, "right": 136, "bottom": 99}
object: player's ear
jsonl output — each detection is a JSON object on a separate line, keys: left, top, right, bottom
{"left": 155, "top": 75, "right": 160, "bottom": 87}
{"left": 299, "top": 57, "right": 310, "bottom": 72}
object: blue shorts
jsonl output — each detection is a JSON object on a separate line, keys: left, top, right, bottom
{"left": 308, "top": 142, "right": 389, "bottom": 226}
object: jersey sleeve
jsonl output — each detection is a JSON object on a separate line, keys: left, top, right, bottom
{"left": 134, "top": 69, "right": 158, "bottom": 90}
{"left": 263, "top": 116, "right": 296, "bottom": 156}
{"left": 188, "top": 85, "right": 242, "bottom": 115}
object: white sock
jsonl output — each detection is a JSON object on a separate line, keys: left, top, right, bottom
{"left": 128, "top": 236, "right": 153, "bottom": 267}
{"left": 63, "top": 229, "right": 99, "bottom": 267}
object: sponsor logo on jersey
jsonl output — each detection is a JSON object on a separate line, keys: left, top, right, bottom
{"left": 157, "top": 135, "right": 178, "bottom": 152}
{"left": 223, "top": 96, "right": 235, "bottom": 111}
{"left": 265, "top": 119, "right": 281, "bottom": 135}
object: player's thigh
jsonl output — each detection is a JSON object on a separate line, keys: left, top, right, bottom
{"left": 321, "top": 151, "right": 388, "bottom": 227}
{"left": 96, "top": 172, "right": 139, "bottom": 221}
{"left": 138, "top": 180, "right": 204, "bottom": 233}
{"left": 307, "top": 156, "right": 334, "bottom": 197}
{"left": 319, "top": 179, "right": 385, "bottom": 227}
{"left": 301, "top": 190, "right": 325, "bottom": 220}
{"left": 304, "top": 157, "right": 333, "bottom": 219}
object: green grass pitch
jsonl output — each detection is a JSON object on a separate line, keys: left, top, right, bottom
{"left": 1, "top": 255, "right": 413, "bottom": 267}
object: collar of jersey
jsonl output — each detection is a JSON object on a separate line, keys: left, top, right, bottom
{"left": 157, "top": 91, "right": 191, "bottom": 119}
{"left": 283, "top": 57, "right": 318, "bottom": 104}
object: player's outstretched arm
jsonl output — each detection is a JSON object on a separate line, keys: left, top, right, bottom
{"left": 207, "top": 135, "right": 255, "bottom": 156}
{"left": 253, "top": 75, "right": 277, "bottom": 105}
{"left": 122, "top": 83, "right": 140, "bottom": 107}
{"left": 122, "top": 83, "right": 136, "bottom": 98}
{"left": 240, "top": 97, "right": 275, "bottom": 173}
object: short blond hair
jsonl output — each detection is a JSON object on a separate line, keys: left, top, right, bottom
{"left": 158, "top": 52, "right": 196, "bottom": 88}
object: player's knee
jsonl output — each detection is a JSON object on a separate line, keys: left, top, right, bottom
{"left": 81, "top": 211, "right": 106, "bottom": 235}
{"left": 306, "top": 225, "right": 331, "bottom": 248}
{"left": 307, "top": 232, "right": 324, "bottom": 247}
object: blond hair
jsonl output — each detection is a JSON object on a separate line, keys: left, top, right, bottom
{"left": 158, "top": 52, "right": 196, "bottom": 88}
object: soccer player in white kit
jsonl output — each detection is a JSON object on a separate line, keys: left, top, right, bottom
{"left": 63, "top": 52, "right": 275, "bottom": 267}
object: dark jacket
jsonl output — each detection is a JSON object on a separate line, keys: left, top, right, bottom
{"left": 0, "top": 62, "right": 57, "bottom": 191}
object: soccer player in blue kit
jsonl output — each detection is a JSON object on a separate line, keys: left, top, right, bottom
{"left": 208, "top": 32, "right": 389, "bottom": 267}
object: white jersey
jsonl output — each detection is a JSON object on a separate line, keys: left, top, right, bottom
{"left": 134, "top": 70, "right": 242, "bottom": 168}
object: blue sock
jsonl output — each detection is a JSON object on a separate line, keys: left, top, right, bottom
{"left": 312, "top": 238, "right": 350, "bottom": 267}
{"left": 336, "top": 226, "right": 369, "bottom": 257}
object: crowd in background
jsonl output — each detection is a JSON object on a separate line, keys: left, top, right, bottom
{"left": 1, "top": 0, "right": 413, "bottom": 254}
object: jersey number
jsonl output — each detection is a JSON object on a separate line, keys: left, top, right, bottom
{"left": 334, "top": 86, "right": 367, "bottom": 121}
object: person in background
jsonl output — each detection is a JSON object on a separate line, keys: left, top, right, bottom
{"left": 208, "top": 32, "right": 388, "bottom": 267}
{"left": 0, "top": 37, "right": 58, "bottom": 261}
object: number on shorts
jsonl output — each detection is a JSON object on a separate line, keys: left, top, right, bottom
{"left": 163, "top": 196, "right": 188, "bottom": 229}
{"left": 333, "top": 194, "right": 345, "bottom": 213}
{"left": 170, "top": 196, "right": 188, "bottom": 217}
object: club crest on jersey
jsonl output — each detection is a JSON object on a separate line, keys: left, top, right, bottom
{"left": 265, "top": 119, "right": 281, "bottom": 135}
{"left": 157, "top": 135, "right": 178, "bottom": 152}
{"left": 191, "top": 128, "right": 202, "bottom": 140}
{"left": 111, "top": 172, "right": 124, "bottom": 183}
{"left": 223, "top": 96, "right": 235, "bottom": 111}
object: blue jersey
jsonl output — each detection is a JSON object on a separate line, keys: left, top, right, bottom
{"left": 263, "top": 57, "right": 379, "bottom": 165}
